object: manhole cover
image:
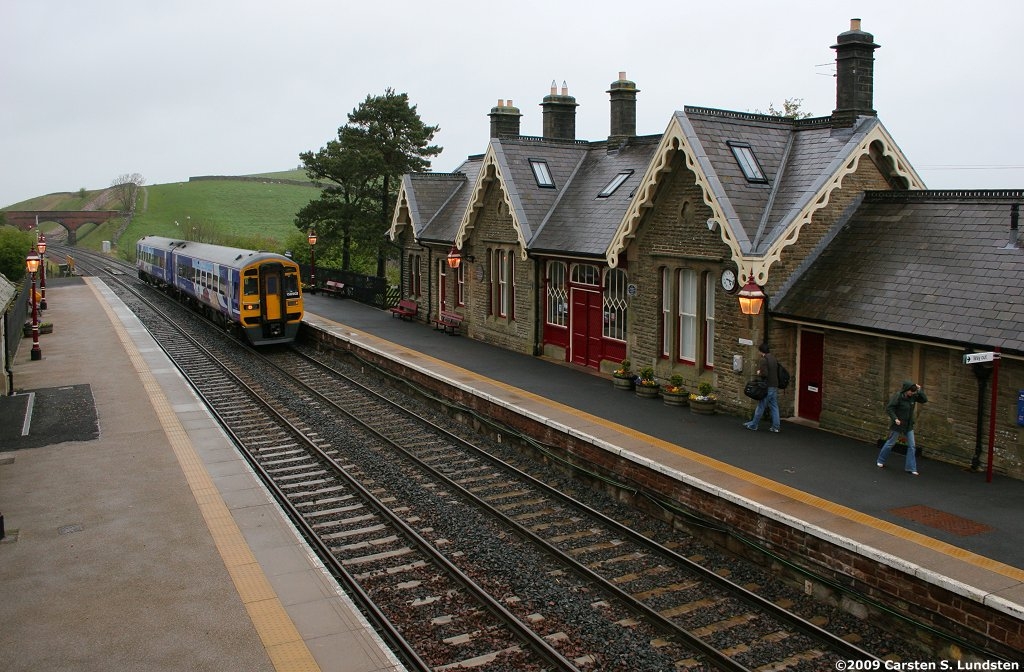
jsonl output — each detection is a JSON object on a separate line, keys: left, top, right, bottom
{"left": 889, "top": 505, "right": 992, "bottom": 537}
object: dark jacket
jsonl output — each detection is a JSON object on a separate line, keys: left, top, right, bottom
{"left": 757, "top": 353, "right": 779, "bottom": 388}
{"left": 886, "top": 380, "right": 928, "bottom": 432}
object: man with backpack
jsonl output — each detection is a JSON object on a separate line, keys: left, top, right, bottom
{"left": 744, "top": 342, "right": 783, "bottom": 433}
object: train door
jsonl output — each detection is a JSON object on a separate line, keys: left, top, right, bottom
{"left": 798, "top": 330, "right": 825, "bottom": 422}
{"left": 259, "top": 263, "right": 287, "bottom": 336}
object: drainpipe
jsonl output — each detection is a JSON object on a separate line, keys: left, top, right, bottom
{"left": 533, "top": 257, "right": 543, "bottom": 356}
{"left": 970, "top": 361, "right": 992, "bottom": 472}
{"left": 4, "top": 310, "right": 13, "bottom": 394}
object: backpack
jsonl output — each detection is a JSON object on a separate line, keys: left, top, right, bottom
{"left": 777, "top": 363, "right": 791, "bottom": 390}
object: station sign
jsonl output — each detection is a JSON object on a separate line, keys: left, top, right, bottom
{"left": 963, "top": 351, "right": 999, "bottom": 365}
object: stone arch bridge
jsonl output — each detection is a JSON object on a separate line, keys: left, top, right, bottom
{"left": 4, "top": 210, "right": 122, "bottom": 245}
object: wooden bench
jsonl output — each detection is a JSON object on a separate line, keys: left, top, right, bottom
{"left": 320, "top": 280, "right": 346, "bottom": 298}
{"left": 389, "top": 299, "right": 418, "bottom": 320}
{"left": 432, "top": 310, "right": 463, "bottom": 335}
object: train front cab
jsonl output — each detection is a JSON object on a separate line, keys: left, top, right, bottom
{"left": 240, "top": 260, "right": 303, "bottom": 345}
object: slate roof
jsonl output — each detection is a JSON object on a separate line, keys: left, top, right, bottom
{"left": 531, "top": 136, "right": 661, "bottom": 257}
{"left": 400, "top": 135, "right": 660, "bottom": 259}
{"left": 415, "top": 157, "right": 483, "bottom": 244}
{"left": 678, "top": 107, "right": 879, "bottom": 255}
{"left": 773, "top": 191, "right": 1024, "bottom": 353}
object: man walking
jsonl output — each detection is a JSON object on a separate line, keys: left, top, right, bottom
{"left": 744, "top": 343, "right": 781, "bottom": 433}
{"left": 876, "top": 381, "right": 928, "bottom": 475}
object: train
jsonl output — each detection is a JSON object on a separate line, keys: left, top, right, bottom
{"left": 136, "top": 235, "right": 304, "bottom": 345}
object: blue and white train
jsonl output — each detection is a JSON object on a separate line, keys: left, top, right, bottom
{"left": 136, "top": 236, "right": 304, "bottom": 345}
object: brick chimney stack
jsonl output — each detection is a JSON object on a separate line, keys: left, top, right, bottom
{"left": 831, "top": 18, "right": 880, "bottom": 127}
{"left": 489, "top": 99, "right": 522, "bottom": 138}
{"left": 608, "top": 71, "right": 638, "bottom": 144}
{"left": 542, "top": 80, "right": 578, "bottom": 141}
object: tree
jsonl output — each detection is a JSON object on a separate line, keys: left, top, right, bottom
{"left": 111, "top": 173, "right": 145, "bottom": 214}
{"left": 0, "top": 226, "right": 36, "bottom": 281}
{"left": 757, "top": 98, "right": 813, "bottom": 119}
{"left": 298, "top": 89, "right": 441, "bottom": 276}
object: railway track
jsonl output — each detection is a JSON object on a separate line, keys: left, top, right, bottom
{"left": 61, "top": 246, "right": 977, "bottom": 669}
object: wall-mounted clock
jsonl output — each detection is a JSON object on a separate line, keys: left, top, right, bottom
{"left": 721, "top": 268, "right": 737, "bottom": 293}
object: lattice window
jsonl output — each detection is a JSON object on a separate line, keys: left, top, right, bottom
{"left": 546, "top": 261, "right": 567, "bottom": 327}
{"left": 603, "top": 268, "right": 628, "bottom": 341}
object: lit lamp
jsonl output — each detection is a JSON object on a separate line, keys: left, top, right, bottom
{"left": 307, "top": 229, "right": 317, "bottom": 294}
{"left": 36, "top": 233, "right": 47, "bottom": 310}
{"left": 737, "top": 276, "right": 766, "bottom": 316}
{"left": 25, "top": 249, "right": 42, "bottom": 361}
{"left": 446, "top": 244, "right": 462, "bottom": 269}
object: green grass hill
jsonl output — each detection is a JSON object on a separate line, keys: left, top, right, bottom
{"left": 3, "top": 171, "right": 318, "bottom": 258}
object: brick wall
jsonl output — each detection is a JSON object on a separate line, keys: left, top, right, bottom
{"left": 462, "top": 179, "right": 536, "bottom": 355}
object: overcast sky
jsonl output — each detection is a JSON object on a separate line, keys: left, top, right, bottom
{"left": 3, "top": 0, "right": 1022, "bottom": 208}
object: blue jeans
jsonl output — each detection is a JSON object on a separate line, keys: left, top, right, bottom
{"left": 747, "top": 387, "right": 780, "bottom": 430}
{"left": 877, "top": 429, "right": 918, "bottom": 473}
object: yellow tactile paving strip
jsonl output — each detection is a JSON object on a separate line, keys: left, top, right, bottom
{"left": 307, "top": 311, "right": 1024, "bottom": 585}
{"left": 91, "top": 279, "right": 321, "bottom": 672}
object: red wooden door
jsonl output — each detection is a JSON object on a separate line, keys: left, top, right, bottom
{"left": 570, "top": 288, "right": 602, "bottom": 368}
{"left": 798, "top": 330, "right": 824, "bottom": 421}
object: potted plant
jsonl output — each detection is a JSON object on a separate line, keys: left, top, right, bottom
{"left": 23, "top": 321, "right": 53, "bottom": 336}
{"left": 612, "top": 359, "right": 635, "bottom": 391}
{"left": 661, "top": 374, "right": 688, "bottom": 407}
{"left": 634, "top": 366, "right": 660, "bottom": 399}
{"left": 689, "top": 380, "right": 717, "bottom": 414}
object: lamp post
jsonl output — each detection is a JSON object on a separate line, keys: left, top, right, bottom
{"left": 307, "top": 229, "right": 317, "bottom": 294}
{"left": 25, "top": 249, "right": 42, "bottom": 361}
{"left": 36, "top": 233, "right": 47, "bottom": 310}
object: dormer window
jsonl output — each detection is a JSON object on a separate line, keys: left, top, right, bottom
{"left": 529, "top": 159, "right": 555, "bottom": 188}
{"left": 728, "top": 142, "right": 767, "bottom": 183}
{"left": 598, "top": 170, "right": 633, "bottom": 198}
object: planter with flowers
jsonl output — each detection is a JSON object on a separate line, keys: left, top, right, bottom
{"left": 634, "top": 366, "right": 660, "bottom": 399}
{"left": 612, "top": 359, "right": 635, "bottom": 391}
{"left": 688, "top": 380, "right": 717, "bottom": 414}
{"left": 661, "top": 374, "right": 688, "bottom": 407}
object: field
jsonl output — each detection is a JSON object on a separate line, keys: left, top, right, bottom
{"left": 3, "top": 171, "right": 318, "bottom": 259}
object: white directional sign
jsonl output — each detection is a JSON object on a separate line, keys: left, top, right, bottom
{"left": 963, "top": 352, "right": 999, "bottom": 365}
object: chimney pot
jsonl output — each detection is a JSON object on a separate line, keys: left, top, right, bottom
{"left": 541, "top": 80, "right": 578, "bottom": 140}
{"left": 608, "top": 72, "right": 639, "bottom": 143}
{"left": 831, "top": 19, "right": 879, "bottom": 127}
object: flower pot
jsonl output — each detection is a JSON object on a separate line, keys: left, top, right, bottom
{"left": 635, "top": 384, "right": 660, "bottom": 399}
{"left": 613, "top": 375, "right": 635, "bottom": 391}
{"left": 662, "top": 391, "right": 688, "bottom": 407}
{"left": 689, "top": 398, "right": 717, "bottom": 415}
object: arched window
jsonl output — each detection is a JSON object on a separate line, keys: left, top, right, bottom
{"left": 678, "top": 269, "right": 697, "bottom": 363}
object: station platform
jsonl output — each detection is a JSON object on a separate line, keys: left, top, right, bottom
{"left": 0, "top": 278, "right": 404, "bottom": 672}
{"left": 298, "top": 294, "right": 1024, "bottom": 624}
{"left": 3, "top": 280, "right": 1023, "bottom": 671}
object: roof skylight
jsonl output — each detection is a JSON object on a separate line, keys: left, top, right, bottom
{"left": 598, "top": 170, "right": 634, "bottom": 198}
{"left": 529, "top": 159, "right": 555, "bottom": 188}
{"left": 727, "top": 142, "right": 767, "bottom": 183}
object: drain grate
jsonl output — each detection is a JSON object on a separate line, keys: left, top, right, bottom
{"left": 58, "top": 524, "right": 84, "bottom": 536}
{"left": 889, "top": 505, "right": 993, "bottom": 537}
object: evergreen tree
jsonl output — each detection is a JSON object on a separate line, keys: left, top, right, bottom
{"left": 298, "top": 89, "right": 440, "bottom": 275}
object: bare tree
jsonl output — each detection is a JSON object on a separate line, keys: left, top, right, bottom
{"left": 111, "top": 173, "right": 146, "bottom": 214}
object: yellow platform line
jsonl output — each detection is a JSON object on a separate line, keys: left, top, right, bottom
{"left": 307, "top": 310, "right": 1024, "bottom": 583}
{"left": 92, "top": 279, "right": 321, "bottom": 672}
